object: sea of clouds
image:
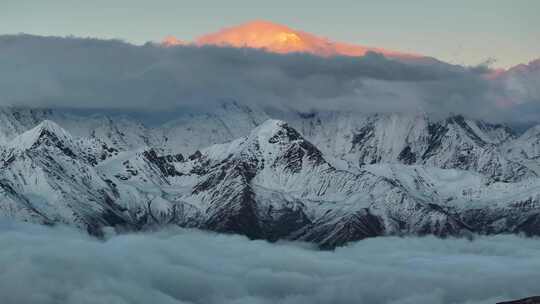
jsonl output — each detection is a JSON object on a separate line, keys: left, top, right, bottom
{"left": 1, "top": 220, "right": 539, "bottom": 304}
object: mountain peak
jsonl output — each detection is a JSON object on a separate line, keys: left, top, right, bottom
{"left": 8, "top": 120, "right": 75, "bottom": 152}
{"left": 37, "top": 119, "right": 65, "bottom": 131}
{"left": 249, "top": 119, "right": 301, "bottom": 143}
{"left": 251, "top": 119, "right": 288, "bottom": 134}
{"left": 163, "top": 20, "right": 421, "bottom": 59}
{"left": 195, "top": 20, "right": 311, "bottom": 55}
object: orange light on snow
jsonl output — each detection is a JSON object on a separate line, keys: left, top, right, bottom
{"left": 162, "top": 20, "right": 421, "bottom": 59}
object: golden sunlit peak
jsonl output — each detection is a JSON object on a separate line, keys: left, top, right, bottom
{"left": 194, "top": 20, "right": 309, "bottom": 53}
{"left": 162, "top": 20, "right": 421, "bottom": 59}
{"left": 275, "top": 32, "right": 301, "bottom": 44}
{"left": 162, "top": 36, "right": 187, "bottom": 46}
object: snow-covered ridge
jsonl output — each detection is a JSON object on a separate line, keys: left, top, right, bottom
{"left": 1, "top": 106, "right": 540, "bottom": 247}
{"left": 7, "top": 120, "right": 75, "bottom": 151}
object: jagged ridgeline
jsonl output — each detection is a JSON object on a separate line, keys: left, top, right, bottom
{"left": 1, "top": 104, "right": 540, "bottom": 249}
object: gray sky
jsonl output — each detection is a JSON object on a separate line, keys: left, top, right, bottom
{"left": 2, "top": 0, "right": 539, "bottom": 68}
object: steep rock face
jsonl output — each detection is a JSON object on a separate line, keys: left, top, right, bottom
{"left": 295, "top": 209, "right": 385, "bottom": 250}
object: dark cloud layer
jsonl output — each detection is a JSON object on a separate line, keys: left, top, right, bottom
{"left": 0, "top": 34, "right": 538, "bottom": 123}
{"left": 1, "top": 221, "right": 539, "bottom": 304}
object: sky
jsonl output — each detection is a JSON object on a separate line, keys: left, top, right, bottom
{"left": 2, "top": 0, "right": 539, "bottom": 68}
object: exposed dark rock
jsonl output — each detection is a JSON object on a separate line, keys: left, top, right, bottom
{"left": 515, "top": 213, "right": 540, "bottom": 236}
{"left": 448, "top": 115, "right": 487, "bottom": 147}
{"left": 188, "top": 150, "right": 202, "bottom": 160}
{"left": 143, "top": 150, "right": 183, "bottom": 177}
{"left": 260, "top": 204, "right": 311, "bottom": 241}
{"left": 351, "top": 125, "right": 375, "bottom": 150}
{"left": 203, "top": 183, "right": 262, "bottom": 239}
{"left": 35, "top": 129, "right": 78, "bottom": 159}
{"left": 268, "top": 123, "right": 302, "bottom": 143}
{"left": 296, "top": 209, "right": 386, "bottom": 250}
{"left": 398, "top": 146, "right": 416, "bottom": 164}
{"left": 422, "top": 122, "right": 449, "bottom": 160}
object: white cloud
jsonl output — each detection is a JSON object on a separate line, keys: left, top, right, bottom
{"left": 1, "top": 220, "right": 539, "bottom": 304}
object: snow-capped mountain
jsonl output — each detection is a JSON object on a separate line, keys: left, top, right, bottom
{"left": 1, "top": 107, "right": 540, "bottom": 249}
{"left": 162, "top": 20, "right": 424, "bottom": 61}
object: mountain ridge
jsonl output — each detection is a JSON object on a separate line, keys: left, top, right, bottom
{"left": 1, "top": 106, "right": 540, "bottom": 248}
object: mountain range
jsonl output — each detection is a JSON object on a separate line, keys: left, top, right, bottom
{"left": 1, "top": 103, "right": 540, "bottom": 248}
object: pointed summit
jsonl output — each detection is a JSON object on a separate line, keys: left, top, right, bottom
{"left": 248, "top": 119, "right": 300, "bottom": 142}
{"left": 214, "top": 119, "right": 325, "bottom": 171}
{"left": 7, "top": 120, "right": 76, "bottom": 154}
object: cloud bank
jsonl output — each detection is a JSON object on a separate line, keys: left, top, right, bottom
{"left": 0, "top": 34, "right": 538, "bottom": 123}
{"left": 1, "top": 220, "right": 539, "bottom": 304}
